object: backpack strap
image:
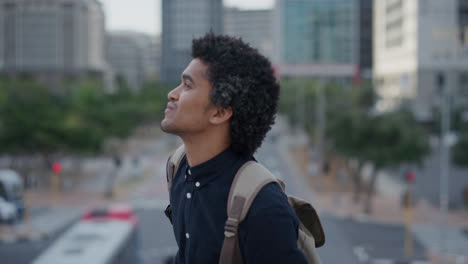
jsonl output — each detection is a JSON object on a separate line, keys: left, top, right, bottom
{"left": 164, "top": 145, "right": 185, "bottom": 224}
{"left": 219, "top": 161, "right": 278, "bottom": 264}
{"left": 166, "top": 145, "right": 186, "bottom": 193}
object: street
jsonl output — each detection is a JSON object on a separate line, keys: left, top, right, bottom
{"left": 1, "top": 121, "right": 467, "bottom": 264}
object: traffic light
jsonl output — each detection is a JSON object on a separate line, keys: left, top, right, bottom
{"left": 52, "top": 162, "right": 62, "bottom": 174}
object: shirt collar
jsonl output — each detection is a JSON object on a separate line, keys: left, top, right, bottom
{"left": 185, "top": 146, "right": 240, "bottom": 186}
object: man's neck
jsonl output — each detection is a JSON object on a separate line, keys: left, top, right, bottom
{"left": 181, "top": 130, "right": 231, "bottom": 167}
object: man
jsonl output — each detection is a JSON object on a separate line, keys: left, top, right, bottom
{"left": 161, "top": 33, "right": 307, "bottom": 263}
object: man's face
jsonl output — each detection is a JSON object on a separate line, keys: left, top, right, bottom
{"left": 161, "top": 58, "right": 216, "bottom": 135}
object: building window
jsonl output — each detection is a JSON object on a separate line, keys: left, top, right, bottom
{"left": 384, "top": 0, "right": 404, "bottom": 49}
{"left": 385, "top": 0, "right": 403, "bottom": 14}
{"left": 435, "top": 73, "right": 446, "bottom": 96}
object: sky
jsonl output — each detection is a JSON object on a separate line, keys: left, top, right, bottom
{"left": 99, "top": 0, "right": 274, "bottom": 35}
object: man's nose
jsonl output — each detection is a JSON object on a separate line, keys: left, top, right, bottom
{"left": 168, "top": 86, "right": 179, "bottom": 101}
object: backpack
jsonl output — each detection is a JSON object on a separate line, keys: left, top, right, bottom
{"left": 165, "top": 145, "right": 325, "bottom": 264}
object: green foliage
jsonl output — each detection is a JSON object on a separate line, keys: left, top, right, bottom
{"left": 358, "top": 111, "right": 430, "bottom": 168}
{"left": 279, "top": 78, "right": 348, "bottom": 134}
{"left": 279, "top": 78, "right": 429, "bottom": 169}
{"left": 279, "top": 78, "right": 317, "bottom": 126}
{"left": 453, "top": 133, "right": 468, "bottom": 166}
{"left": 0, "top": 77, "right": 172, "bottom": 155}
{"left": 328, "top": 87, "right": 429, "bottom": 168}
{"left": 0, "top": 79, "right": 69, "bottom": 153}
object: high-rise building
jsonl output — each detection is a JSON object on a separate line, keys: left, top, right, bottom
{"left": 273, "top": 0, "right": 360, "bottom": 82}
{"left": 160, "top": 0, "right": 223, "bottom": 83}
{"left": 0, "top": 0, "right": 106, "bottom": 75}
{"left": 107, "top": 31, "right": 160, "bottom": 91}
{"left": 374, "top": 0, "right": 468, "bottom": 121}
{"left": 224, "top": 7, "right": 273, "bottom": 59}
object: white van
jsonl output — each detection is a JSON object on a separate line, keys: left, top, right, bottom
{"left": 0, "top": 196, "right": 16, "bottom": 223}
{"left": 0, "top": 169, "right": 25, "bottom": 219}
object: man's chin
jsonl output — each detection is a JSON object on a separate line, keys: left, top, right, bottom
{"left": 160, "top": 119, "right": 170, "bottom": 132}
{"left": 160, "top": 119, "right": 176, "bottom": 134}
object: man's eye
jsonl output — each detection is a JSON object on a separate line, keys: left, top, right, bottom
{"left": 184, "top": 83, "right": 191, "bottom": 88}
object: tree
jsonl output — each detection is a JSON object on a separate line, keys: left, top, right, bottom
{"left": 359, "top": 110, "right": 430, "bottom": 213}
{"left": 326, "top": 81, "right": 377, "bottom": 202}
{"left": 326, "top": 82, "right": 430, "bottom": 213}
{"left": 0, "top": 78, "right": 70, "bottom": 155}
{"left": 0, "top": 75, "right": 173, "bottom": 190}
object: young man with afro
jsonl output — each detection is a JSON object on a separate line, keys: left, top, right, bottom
{"left": 161, "top": 33, "right": 308, "bottom": 263}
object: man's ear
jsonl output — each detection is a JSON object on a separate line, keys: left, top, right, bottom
{"left": 209, "top": 106, "right": 233, "bottom": 125}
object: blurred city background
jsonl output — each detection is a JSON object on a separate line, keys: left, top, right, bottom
{"left": 0, "top": 0, "right": 467, "bottom": 263}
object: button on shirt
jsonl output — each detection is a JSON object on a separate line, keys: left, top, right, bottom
{"left": 169, "top": 147, "right": 307, "bottom": 264}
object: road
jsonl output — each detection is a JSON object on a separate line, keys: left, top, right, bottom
{"left": 0, "top": 123, "right": 442, "bottom": 264}
{"left": 0, "top": 207, "right": 176, "bottom": 264}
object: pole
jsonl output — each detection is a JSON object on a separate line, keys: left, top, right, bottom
{"left": 439, "top": 73, "right": 451, "bottom": 255}
{"left": 316, "top": 80, "right": 325, "bottom": 163}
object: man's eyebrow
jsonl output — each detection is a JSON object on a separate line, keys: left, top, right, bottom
{"left": 182, "top": 74, "right": 195, "bottom": 85}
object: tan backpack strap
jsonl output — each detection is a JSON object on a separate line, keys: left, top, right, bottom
{"left": 219, "top": 196, "right": 245, "bottom": 264}
{"left": 166, "top": 145, "right": 185, "bottom": 193}
{"left": 219, "top": 161, "right": 278, "bottom": 264}
{"left": 227, "top": 161, "right": 278, "bottom": 221}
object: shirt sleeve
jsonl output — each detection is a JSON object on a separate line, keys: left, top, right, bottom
{"left": 238, "top": 183, "right": 308, "bottom": 264}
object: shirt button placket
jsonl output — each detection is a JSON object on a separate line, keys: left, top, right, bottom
{"left": 184, "top": 168, "right": 193, "bottom": 246}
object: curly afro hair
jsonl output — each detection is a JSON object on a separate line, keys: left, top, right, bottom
{"left": 192, "top": 33, "right": 279, "bottom": 156}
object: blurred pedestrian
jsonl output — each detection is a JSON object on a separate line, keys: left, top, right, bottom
{"left": 161, "top": 33, "right": 309, "bottom": 263}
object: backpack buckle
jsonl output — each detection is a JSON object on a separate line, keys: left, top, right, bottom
{"left": 224, "top": 217, "right": 239, "bottom": 238}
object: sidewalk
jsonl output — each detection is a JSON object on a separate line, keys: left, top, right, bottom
{"left": 288, "top": 142, "right": 468, "bottom": 264}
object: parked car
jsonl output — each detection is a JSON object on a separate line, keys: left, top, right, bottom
{"left": 0, "top": 169, "right": 25, "bottom": 219}
{"left": 0, "top": 196, "right": 16, "bottom": 224}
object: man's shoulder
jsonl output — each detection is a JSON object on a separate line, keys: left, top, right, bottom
{"left": 245, "top": 181, "right": 294, "bottom": 219}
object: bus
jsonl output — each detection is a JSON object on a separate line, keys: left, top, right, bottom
{"left": 32, "top": 204, "right": 141, "bottom": 264}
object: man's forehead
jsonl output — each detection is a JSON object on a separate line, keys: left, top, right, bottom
{"left": 183, "top": 58, "right": 208, "bottom": 81}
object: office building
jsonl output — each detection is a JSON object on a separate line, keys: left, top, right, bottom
{"left": 0, "top": 0, "right": 106, "bottom": 75}
{"left": 274, "top": 0, "right": 360, "bottom": 82}
{"left": 374, "top": 0, "right": 468, "bottom": 120}
{"left": 224, "top": 7, "right": 273, "bottom": 59}
{"left": 160, "top": 0, "right": 223, "bottom": 83}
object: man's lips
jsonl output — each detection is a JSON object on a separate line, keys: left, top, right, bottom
{"left": 165, "top": 103, "right": 176, "bottom": 111}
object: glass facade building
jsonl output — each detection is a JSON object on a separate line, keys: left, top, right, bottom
{"left": 277, "top": 0, "right": 359, "bottom": 65}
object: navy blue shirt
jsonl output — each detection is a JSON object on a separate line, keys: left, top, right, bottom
{"left": 169, "top": 147, "right": 307, "bottom": 264}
